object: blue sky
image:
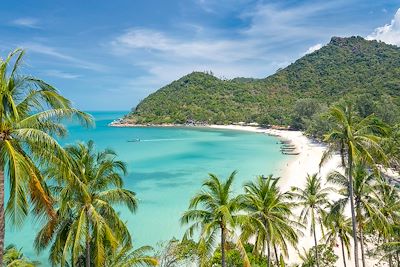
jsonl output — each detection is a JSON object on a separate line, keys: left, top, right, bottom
{"left": 1, "top": 0, "right": 399, "bottom": 110}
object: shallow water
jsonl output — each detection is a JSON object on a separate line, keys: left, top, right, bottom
{"left": 5, "top": 111, "right": 287, "bottom": 263}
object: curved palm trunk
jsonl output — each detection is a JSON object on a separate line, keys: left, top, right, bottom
{"left": 312, "top": 218, "right": 320, "bottom": 267}
{"left": 274, "top": 244, "right": 279, "bottom": 266}
{"left": 221, "top": 225, "right": 226, "bottom": 267}
{"left": 0, "top": 169, "right": 4, "bottom": 265}
{"left": 340, "top": 237, "right": 347, "bottom": 267}
{"left": 86, "top": 211, "right": 90, "bottom": 267}
{"left": 347, "top": 154, "right": 360, "bottom": 267}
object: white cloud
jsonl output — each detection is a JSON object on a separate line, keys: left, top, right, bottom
{"left": 21, "top": 42, "right": 105, "bottom": 71}
{"left": 304, "top": 43, "right": 323, "bottom": 55}
{"left": 11, "top": 18, "right": 40, "bottom": 28}
{"left": 108, "top": 1, "right": 354, "bottom": 98}
{"left": 367, "top": 8, "right": 400, "bottom": 46}
{"left": 111, "top": 28, "right": 264, "bottom": 64}
{"left": 240, "top": 1, "right": 347, "bottom": 42}
{"left": 44, "top": 70, "right": 81, "bottom": 79}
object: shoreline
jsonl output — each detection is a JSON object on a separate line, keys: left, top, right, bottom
{"left": 109, "top": 122, "right": 388, "bottom": 266}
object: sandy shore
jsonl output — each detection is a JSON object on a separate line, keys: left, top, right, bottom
{"left": 208, "top": 124, "right": 340, "bottom": 189}
{"left": 111, "top": 122, "right": 384, "bottom": 266}
{"left": 208, "top": 125, "right": 383, "bottom": 266}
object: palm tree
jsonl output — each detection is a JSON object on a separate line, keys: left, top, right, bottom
{"left": 35, "top": 141, "right": 137, "bottom": 267}
{"left": 321, "top": 102, "right": 389, "bottom": 267}
{"left": 327, "top": 164, "right": 387, "bottom": 267}
{"left": 323, "top": 203, "right": 352, "bottom": 267}
{"left": 3, "top": 244, "right": 40, "bottom": 266}
{"left": 239, "top": 175, "right": 300, "bottom": 266}
{"left": 106, "top": 244, "right": 158, "bottom": 267}
{"left": 291, "top": 173, "right": 331, "bottom": 267}
{"left": 0, "top": 49, "right": 92, "bottom": 263}
{"left": 180, "top": 171, "right": 240, "bottom": 267}
{"left": 372, "top": 180, "right": 400, "bottom": 266}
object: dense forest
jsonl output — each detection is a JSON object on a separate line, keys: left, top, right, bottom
{"left": 124, "top": 36, "right": 400, "bottom": 134}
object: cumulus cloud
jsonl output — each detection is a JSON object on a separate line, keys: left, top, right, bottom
{"left": 304, "top": 43, "right": 323, "bottom": 55}
{"left": 11, "top": 18, "right": 40, "bottom": 28}
{"left": 367, "top": 8, "right": 400, "bottom": 46}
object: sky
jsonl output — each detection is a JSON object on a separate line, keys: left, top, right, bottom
{"left": 0, "top": 0, "right": 399, "bottom": 110}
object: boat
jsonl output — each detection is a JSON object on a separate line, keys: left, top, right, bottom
{"left": 282, "top": 151, "right": 300, "bottom": 155}
{"left": 281, "top": 147, "right": 296, "bottom": 151}
{"left": 127, "top": 138, "right": 141, "bottom": 142}
{"left": 281, "top": 144, "right": 296, "bottom": 148}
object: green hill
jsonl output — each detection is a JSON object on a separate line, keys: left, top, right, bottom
{"left": 123, "top": 36, "right": 400, "bottom": 128}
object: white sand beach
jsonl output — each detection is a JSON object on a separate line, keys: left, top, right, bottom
{"left": 110, "top": 122, "right": 387, "bottom": 266}
{"left": 208, "top": 124, "right": 384, "bottom": 267}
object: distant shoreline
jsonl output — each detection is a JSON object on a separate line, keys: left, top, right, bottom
{"left": 109, "top": 121, "right": 392, "bottom": 266}
{"left": 110, "top": 121, "right": 346, "bottom": 265}
{"left": 108, "top": 121, "right": 290, "bottom": 130}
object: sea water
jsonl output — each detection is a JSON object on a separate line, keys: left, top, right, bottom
{"left": 5, "top": 111, "right": 287, "bottom": 263}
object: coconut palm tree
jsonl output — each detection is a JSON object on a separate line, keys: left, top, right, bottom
{"left": 381, "top": 226, "right": 400, "bottom": 267}
{"left": 3, "top": 244, "right": 40, "bottom": 267}
{"left": 327, "top": 164, "right": 388, "bottom": 267}
{"left": 239, "top": 175, "right": 301, "bottom": 266}
{"left": 323, "top": 203, "right": 352, "bottom": 267}
{"left": 291, "top": 173, "right": 331, "bottom": 267}
{"left": 321, "top": 102, "right": 389, "bottom": 267}
{"left": 180, "top": 171, "right": 241, "bottom": 267}
{"left": 34, "top": 141, "right": 137, "bottom": 267}
{"left": 372, "top": 181, "right": 400, "bottom": 266}
{"left": 0, "top": 49, "right": 92, "bottom": 263}
{"left": 106, "top": 244, "right": 158, "bottom": 267}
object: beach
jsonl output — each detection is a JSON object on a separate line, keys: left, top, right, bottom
{"left": 208, "top": 124, "right": 396, "bottom": 267}
{"left": 109, "top": 122, "right": 387, "bottom": 266}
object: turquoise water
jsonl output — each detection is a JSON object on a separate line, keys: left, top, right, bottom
{"left": 5, "top": 111, "right": 287, "bottom": 263}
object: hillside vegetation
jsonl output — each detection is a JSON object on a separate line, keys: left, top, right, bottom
{"left": 124, "top": 36, "right": 400, "bottom": 130}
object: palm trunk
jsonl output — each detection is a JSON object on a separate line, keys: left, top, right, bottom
{"left": 396, "top": 250, "right": 399, "bottom": 267}
{"left": 86, "top": 210, "right": 90, "bottom": 267}
{"left": 221, "top": 224, "right": 226, "bottom": 267}
{"left": 267, "top": 239, "right": 271, "bottom": 267}
{"left": 356, "top": 205, "right": 366, "bottom": 267}
{"left": 347, "top": 153, "right": 360, "bottom": 267}
{"left": 253, "top": 231, "right": 260, "bottom": 258}
{"left": 0, "top": 168, "right": 4, "bottom": 265}
{"left": 340, "top": 237, "right": 347, "bottom": 267}
{"left": 359, "top": 227, "right": 366, "bottom": 267}
{"left": 312, "top": 217, "right": 320, "bottom": 267}
{"left": 274, "top": 244, "right": 279, "bottom": 266}
{"left": 387, "top": 238, "right": 393, "bottom": 267}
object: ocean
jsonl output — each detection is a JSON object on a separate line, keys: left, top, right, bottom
{"left": 5, "top": 111, "right": 287, "bottom": 263}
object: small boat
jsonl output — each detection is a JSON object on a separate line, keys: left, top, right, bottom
{"left": 282, "top": 151, "right": 300, "bottom": 155}
{"left": 281, "top": 148, "right": 296, "bottom": 151}
{"left": 127, "top": 138, "right": 140, "bottom": 142}
{"left": 281, "top": 145, "right": 296, "bottom": 148}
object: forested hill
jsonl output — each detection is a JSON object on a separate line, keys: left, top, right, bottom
{"left": 123, "top": 36, "right": 400, "bottom": 129}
